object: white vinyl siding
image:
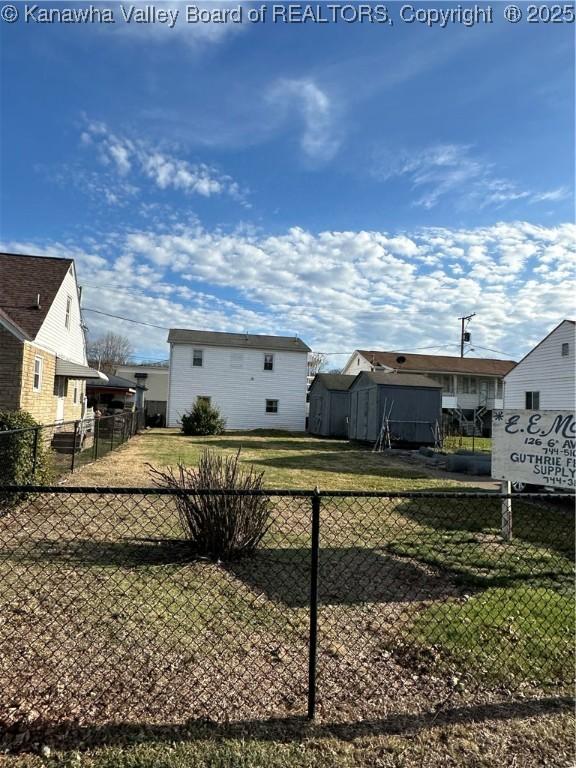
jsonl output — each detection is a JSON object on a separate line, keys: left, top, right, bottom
{"left": 504, "top": 321, "right": 575, "bottom": 409}
{"left": 115, "top": 367, "right": 169, "bottom": 402}
{"left": 168, "top": 345, "right": 307, "bottom": 430}
{"left": 34, "top": 264, "right": 87, "bottom": 365}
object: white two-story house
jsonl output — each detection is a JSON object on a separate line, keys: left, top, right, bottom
{"left": 503, "top": 320, "right": 575, "bottom": 410}
{"left": 342, "top": 349, "right": 516, "bottom": 435}
{"left": 167, "top": 329, "right": 311, "bottom": 431}
{"left": 0, "top": 252, "right": 105, "bottom": 425}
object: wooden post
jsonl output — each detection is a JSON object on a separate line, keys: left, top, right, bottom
{"left": 501, "top": 480, "right": 512, "bottom": 541}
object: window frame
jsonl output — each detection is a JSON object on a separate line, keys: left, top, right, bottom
{"left": 196, "top": 395, "right": 211, "bottom": 407}
{"left": 263, "top": 353, "right": 274, "bottom": 372}
{"left": 192, "top": 349, "right": 204, "bottom": 368}
{"left": 265, "top": 399, "right": 279, "bottom": 414}
{"left": 561, "top": 342, "right": 569, "bottom": 357}
{"left": 525, "top": 391, "right": 540, "bottom": 410}
{"left": 65, "top": 295, "right": 72, "bottom": 329}
{"left": 33, "top": 356, "right": 43, "bottom": 392}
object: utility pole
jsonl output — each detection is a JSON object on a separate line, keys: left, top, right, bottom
{"left": 459, "top": 313, "right": 476, "bottom": 357}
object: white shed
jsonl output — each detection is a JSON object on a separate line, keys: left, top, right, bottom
{"left": 503, "top": 320, "right": 575, "bottom": 409}
{"left": 167, "top": 329, "right": 310, "bottom": 431}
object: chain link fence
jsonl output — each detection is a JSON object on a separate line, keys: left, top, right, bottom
{"left": 0, "top": 411, "right": 143, "bottom": 485}
{"left": 0, "top": 487, "right": 572, "bottom": 748}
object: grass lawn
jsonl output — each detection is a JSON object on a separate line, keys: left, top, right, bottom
{"left": 66, "top": 429, "right": 489, "bottom": 491}
{"left": 1, "top": 430, "right": 573, "bottom": 767}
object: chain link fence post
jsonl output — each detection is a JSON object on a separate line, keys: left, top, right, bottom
{"left": 70, "top": 420, "right": 79, "bottom": 473}
{"left": 307, "top": 487, "right": 321, "bottom": 720}
{"left": 501, "top": 480, "right": 513, "bottom": 540}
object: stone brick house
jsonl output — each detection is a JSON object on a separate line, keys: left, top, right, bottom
{"left": 0, "top": 252, "right": 105, "bottom": 424}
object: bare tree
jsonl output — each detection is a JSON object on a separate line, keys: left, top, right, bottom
{"left": 307, "top": 352, "right": 328, "bottom": 377}
{"left": 88, "top": 332, "right": 133, "bottom": 373}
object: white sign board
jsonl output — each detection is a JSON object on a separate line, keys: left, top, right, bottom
{"left": 492, "top": 410, "right": 576, "bottom": 489}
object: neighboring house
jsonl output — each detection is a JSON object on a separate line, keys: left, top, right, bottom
{"left": 503, "top": 320, "right": 575, "bottom": 410}
{"left": 167, "top": 329, "right": 310, "bottom": 431}
{"left": 87, "top": 374, "right": 144, "bottom": 414}
{"left": 116, "top": 363, "right": 169, "bottom": 425}
{"left": 308, "top": 374, "right": 354, "bottom": 438}
{"left": 0, "top": 252, "right": 105, "bottom": 424}
{"left": 343, "top": 350, "right": 516, "bottom": 435}
{"left": 347, "top": 371, "right": 442, "bottom": 445}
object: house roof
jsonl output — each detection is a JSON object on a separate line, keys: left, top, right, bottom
{"left": 355, "top": 371, "right": 442, "bottom": 389}
{"left": 0, "top": 252, "right": 74, "bottom": 340}
{"left": 504, "top": 319, "right": 575, "bottom": 376}
{"left": 168, "top": 328, "right": 311, "bottom": 353}
{"left": 87, "top": 374, "right": 144, "bottom": 391}
{"left": 311, "top": 373, "right": 355, "bottom": 391}
{"left": 357, "top": 350, "right": 516, "bottom": 376}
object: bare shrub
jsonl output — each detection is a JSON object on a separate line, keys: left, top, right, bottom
{"left": 148, "top": 450, "right": 270, "bottom": 561}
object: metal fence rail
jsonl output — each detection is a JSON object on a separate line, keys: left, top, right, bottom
{"left": 0, "top": 486, "right": 572, "bottom": 748}
{"left": 0, "top": 411, "right": 143, "bottom": 485}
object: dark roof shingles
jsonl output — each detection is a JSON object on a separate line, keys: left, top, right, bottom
{"left": 358, "top": 350, "right": 515, "bottom": 376}
{"left": 0, "top": 253, "right": 73, "bottom": 339}
{"left": 312, "top": 374, "right": 355, "bottom": 391}
{"left": 168, "top": 328, "right": 310, "bottom": 352}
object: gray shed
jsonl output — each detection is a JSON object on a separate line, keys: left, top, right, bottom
{"left": 348, "top": 371, "right": 442, "bottom": 445}
{"left": 308, "top": 374, "right": 354, "bottom": 438}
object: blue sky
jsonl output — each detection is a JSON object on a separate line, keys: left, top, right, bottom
{"left": 1, "top": 2, "right": 574, "bottom": 365}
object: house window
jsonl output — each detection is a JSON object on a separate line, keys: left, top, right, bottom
{"left": 197, "top": 396, "right": 211, "bottom": 406}
{"left": 33, "top": 357, "right": 43, "bottom": 392}
{"left": 496, "top": 380, "right": 502, "bottom": 398}
{"left": 561, "top": 343, "right": 569, "bottom": 356}
{"left": 192, "top": 349, "right": 203, "bottom": 367}
{"left": 65, "top": 296, "right": 72, "bottom": 329}
{"left": 469, "top": 377, "right": 478, "bottom": 394}
{"left": 525, "top": 391, "right": 540, "bottom": 410}
{"left": 264, "top": 353, "right": 274, "bottom": 371}
{"left": 266, "top": 399, "right": 278, "bottom": 413}
{"left": 73, "top": 381, "right": 79, "bottom": 404}
{"left": 458, "top": 377, "right": 470, "bottom": 394}
{"left": 53, "top": 376, "right": 67, "bottom": 398}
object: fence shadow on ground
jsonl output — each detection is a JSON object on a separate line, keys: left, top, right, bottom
{"left": 229, "top": 547, "right": 461, "bottom": 607}
{"left": 0, "top": 538, "right": 197, "bottom": 567}
{"left": 253, "top": 452, "right": 429, "bottom": 479}
{"left": 2, "top": 695, "right": 571, "bottom": 754}
{"left": 393, "top": 497, "right": 575, "bottom": 562}
{"left": 0, "top": 539, "right": 462, "bottom": 607}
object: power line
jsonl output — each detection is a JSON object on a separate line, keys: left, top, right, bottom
{"left": 82, "top": 307, "right": 170, "bottom": 330}
{"left": 81, "top": 307, "right": 514, "bottom": 358}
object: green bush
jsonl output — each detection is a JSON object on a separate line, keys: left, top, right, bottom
{"left": 149, "top": 449, "right": 270, "bottom": 560}
{"left": 181, "top": 400, "right": 226, "bottom": 436}
{"left": 0, "top": 411, "right": 49, "bottom": 486}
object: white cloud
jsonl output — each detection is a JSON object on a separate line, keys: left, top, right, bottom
{"left": 374, "top": 143, "right": 571, "bottom": 210}
{"left": 109, "top": 1, "right": 246, "bottom": 48}
{"left": 3, "top": 221, "right": 574, "bottom": 362}
{"left": 81, "top": 120, "right": 249, "bottom": 204}
{"left": 267, "top": 79, "right": 340, "bottom": 163}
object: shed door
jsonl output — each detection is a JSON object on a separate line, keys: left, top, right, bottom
{"left": 359, "top": 391, "right": 369, "bottom": 441}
